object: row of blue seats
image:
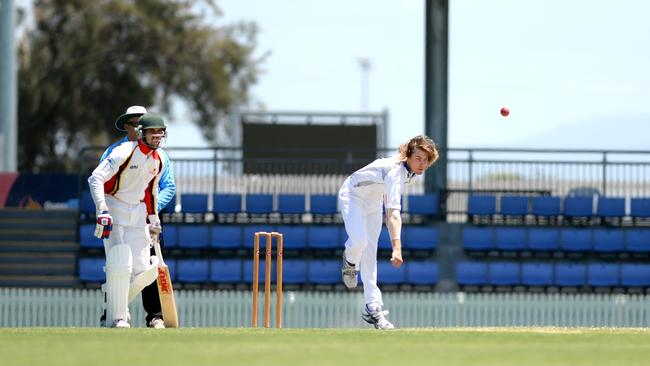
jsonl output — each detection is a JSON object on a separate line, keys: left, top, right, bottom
{"left": 80, "top": 224, "right": 439, "bottom": 251}
{"left": 457, "top": 261, "right": 650, "bottom": 287}
{"left": 80, "top": 192, "right": 439, "bottom": 216}
{"left": 463, "top": 226, "right": 650, "bottom": 253}
{"left": 468, "top": 195, "right": 650, "bottom": 218}
{"left": 78, "top": 258, "right": 439, "bottom": 285}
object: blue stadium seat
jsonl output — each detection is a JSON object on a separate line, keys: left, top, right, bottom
{"left": 310, "top": 194, "right": 338, "bottom": 215}
{"left": 592, "top": 229, "right": 625, "bottom": 253}
{"left": 308, "top": 226, "right": 340, "bottom": 249}
{"left": 308, "top": 259, "right": 340, "bottom": 284}
{"left": 406, "top": 261, "right": 438, "bottom": 285}
{"left": 462, "top": 227, "right": 493, "bottom": 251}
{"left": 79, "top": 224, "right": 103, "bottom": 249}
{"left": 488, "top": 262, "right": 520, "bottom": 286}
{"left": 630, "top": 198, "right": 650, "bottom": 218}
{"left": 278, "top": 194, "right": 306, "bottom": 214}
{"left": 494, "top": 227, "right": 526, "bottom": 251}
{"left": 467, "top": 195, "right": 497, "bottom": 216}
{"left": 527, "top": 228, "right": 560, "bottom": 252}
{"left": 559, "top": 228, "right": 592, "bottom": 252}
{"left": 78, "top": 257, "right": 105, "bottom": 282}
{"left": 500, "top": 196, "right": 529, "bottom": 216}
{"left": 563, "top": 197, "right": 594, "bottom": 218}
{"left": 181, "top": 193, "right": 208, "bottom": 213}
{"left": 587, "top": 263, "right": 619, "bottom": 287}
{"left": 210, "top": 225, "right": 242, "bottom": 249}
{"left": 378, "top": 227, "right": 392, "bottom": 250}
{"left": 177, "top": 259, "right": 209, "bottom": 283}
{"left": 377, "top": 261, "right": 407, "bottom": 284}
{"left": 626, "top": 229, "right": 650, "bottom": 253}
{"left": 243, "top": 259, "right": 276, "bottom": 284}
{"left": 166, "top": 259, "right": 177, "bottom": 281}
{"left": 246, "top": 194, "right": 273, "bottom": 214}
{"left": 79, "top": 191, "right": 95, "bottom": 216}
{"left": 521, "top": 263, "right": 553, "bottom": 286}
{"left": 404, "top": 226, "right": 438, "bottom": 251}
{"left": 177, "top": 225, "right": 210, "bottom": 249}
{"left": 531, "top": 196, "right": 561, "bottom": 217}
{"left": 282, "top": 259, "right": 309, "bottom": 284}
{"left": 456, "top": 261, "right": 488, "bottom": 286}
{"left": 210, "top": 259, "right": 242, "bottom": 283}
{"left": 554, "top": 263, "right": 586, "bottom": 287}
{"left": 242, "top": 225, "right": 275, "bottom": 249}
{"left": 213, "top": 194, "right": 242, "bottom": 214}
{"left": 162, "top": 224, "right": 178, "bottom": 248}
{"left": 620, "top": 264, "right": 650, "bottom": 287}
{"left": 275, "top": 225, "right": 308, "bottom": 250}
{"left": 407, "top": 193, "right": 438, "bottom": 216}
{"left": 596, "top": 197, "right": 626, "bottom": 218}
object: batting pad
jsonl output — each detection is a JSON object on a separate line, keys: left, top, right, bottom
{"left": 128, "top": 255, "right": 160, "bottom": 303}
{"left": 106, "top": 244, "right": 132, "bottom": 324}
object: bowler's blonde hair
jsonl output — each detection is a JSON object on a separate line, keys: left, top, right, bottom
{"left": 398, "top": 135, "right": 439, "bottom": 167}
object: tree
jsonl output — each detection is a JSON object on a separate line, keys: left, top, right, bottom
{"left": 17, "top": 0, "right": 262, "bottom": 172}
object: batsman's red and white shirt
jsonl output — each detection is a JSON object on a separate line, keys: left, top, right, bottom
{"left": 88, "top": 139, "right": 164, "bottom": 216}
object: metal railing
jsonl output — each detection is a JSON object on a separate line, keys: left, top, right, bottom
{"left": 78, "top": 146, "right": 650, "bottom": 215}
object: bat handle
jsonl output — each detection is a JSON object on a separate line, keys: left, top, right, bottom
{"left": 152, "top": 233, "right": 163, "bottom": 261}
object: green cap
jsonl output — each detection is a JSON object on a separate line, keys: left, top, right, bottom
{"left": 139, "top": 114, "right": 166, "bottom": 130}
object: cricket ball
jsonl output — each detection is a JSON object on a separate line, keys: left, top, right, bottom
{"left": 500, "top": 106, "right": 510, "bottom": 117}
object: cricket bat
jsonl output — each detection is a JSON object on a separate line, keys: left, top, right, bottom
{"left": 152, "top": 233, "right": 179, "bottom": 328}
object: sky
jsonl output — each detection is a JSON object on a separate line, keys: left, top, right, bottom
{"left": 14, "top": 0, "right": 650, "bottom": 151}
{"left": 166, "top": 0, "right": 649, "bottom": 151}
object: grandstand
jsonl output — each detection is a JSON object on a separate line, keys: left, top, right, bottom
{"left": 69, "top": 145, "right": 650, "bottom": 296}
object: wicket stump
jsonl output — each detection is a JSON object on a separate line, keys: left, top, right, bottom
{"left": 252, "top": 231, "right": 283, "bottom": 328}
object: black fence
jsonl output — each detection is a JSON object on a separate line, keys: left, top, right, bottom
{"left": 79, "top": 146, "right": 650, "bottom": 220}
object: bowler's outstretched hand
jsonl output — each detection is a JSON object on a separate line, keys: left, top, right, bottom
{"left": 390, "top": 249, "right": 403, "bottom": 268}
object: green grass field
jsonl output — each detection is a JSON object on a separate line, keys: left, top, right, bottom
{"left": 2, "top": 328, "right": 650, "bottom": 366}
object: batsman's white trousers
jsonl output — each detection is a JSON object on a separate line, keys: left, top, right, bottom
{"left": 338, "top": 181, "right": 384, "bottom": 308}
{"left": 102, "top": 196, "right": 151, "bottom": 279}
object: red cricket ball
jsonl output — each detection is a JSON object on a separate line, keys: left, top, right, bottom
{"left": 500, "top": 106, "right": 510, "bottom": 117}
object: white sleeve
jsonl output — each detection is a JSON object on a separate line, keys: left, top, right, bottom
{"left": 88, "top": 150, "right": 126, "bottom": 214}
{"left": 384, "top": 166, "right": 403, "bottom": 210}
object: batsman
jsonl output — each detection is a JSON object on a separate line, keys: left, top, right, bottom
{"left": 88, "top": 114, "right": 168, "bottom": 328}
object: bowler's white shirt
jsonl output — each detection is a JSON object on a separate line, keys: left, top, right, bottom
{"left": 344, "top": 156, "right": 416, "bottom": 211}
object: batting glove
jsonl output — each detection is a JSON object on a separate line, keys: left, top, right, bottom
{"left": 94, "top": 210, "right": 113, "bottom": 239}
{"left": 148, "top": 214, "right": 162, "bottom": 236}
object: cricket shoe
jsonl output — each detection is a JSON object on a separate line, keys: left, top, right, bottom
{"left": 102, "top": 309, "right": 130, "bottom": 328}
{"left": 341, "top": 254, "right": 358, "bottom": 288}
{"left": 147, "top": 317, "right": 165, "bottom": 329}
{"left": 362, "top": 304, "right": 394, "bottom": 330}
{"left": 112, "top": 319, "right": 131, "bottom": 328}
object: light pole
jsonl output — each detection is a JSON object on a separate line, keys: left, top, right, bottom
{"left": 0, "top": 0, "right": 17, "bottom": 172}
{"left": 357, "top": 57, "right": 371, "bottom": 112}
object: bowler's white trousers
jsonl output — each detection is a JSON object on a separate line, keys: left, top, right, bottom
{"left": 338, "top": 181, "right": 384, "bottom": 307}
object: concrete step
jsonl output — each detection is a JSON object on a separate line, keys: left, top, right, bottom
{"left": 0, "top": 218, "right": 78, "bottom": 230}
{"left": 0, "top": 262, "right": 75, "bottom": 276}
{"left": 0, "top": 240, "right": 78, "bottom": 253}
{"left": 0, "top": 252, "right": 76, "bottom": 265}
{"left": 0, "top": 228, "right": 76, "bottom": 241}
{"left": 0, "top": 275, "right": 79, "bottom": 288}
{"left": 0, "top": 208, "right": 78, "bottom": 220}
